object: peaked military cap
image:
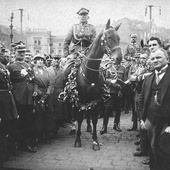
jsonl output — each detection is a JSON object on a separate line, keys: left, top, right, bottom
{"left": 130, "top": 34, "right": 137, "bottom": 38}
{"left": 16, "top": 44, "right": 27, "bottom": 52}
{"left": 77, "top": 7, "right": 89, "bottom": 15}
{"left": 53, "top": 55, "right": 61, "bottom": 60}
{"left": 25, "top": 49, "right": 31, "bottom": 55}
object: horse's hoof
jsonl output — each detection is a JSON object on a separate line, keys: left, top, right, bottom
{"left": 100, "top": 128, "right": 107, "bottom": 135}
{"left": 74, "top": 139, "right": 81, "bottom": 147}
{"left": 92, "top": 141, "right": 100, "bottom": 151}
{"left": 69, "top": 129, "right": 76, "bottom": 135}
{"left": 86, "top": 125, "right": 92, "bottom": 132}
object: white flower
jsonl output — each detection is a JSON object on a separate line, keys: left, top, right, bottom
{"left": 20, "top": 69, "right": 28, "bottom": 76}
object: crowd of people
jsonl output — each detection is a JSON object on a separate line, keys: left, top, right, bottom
{"left": 1, "top": 7, "right": 170, "bottom": 170}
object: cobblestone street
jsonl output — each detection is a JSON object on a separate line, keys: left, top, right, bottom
{"left": 3, "top": 113, "right": 150, "bottom": 170}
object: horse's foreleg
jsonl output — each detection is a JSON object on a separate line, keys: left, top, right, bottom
{"left": 86, "top": 111, "right": 92, "bottom": 132}
{"left": 74, "top": 111, "right": 83, "bottom": 148}
{"left": 92, "top": 112, "right": 100, "bottom": 151}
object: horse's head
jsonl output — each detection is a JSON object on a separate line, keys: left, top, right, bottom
{"left": 101, "top": 19, "right": 122, "bottom": 63}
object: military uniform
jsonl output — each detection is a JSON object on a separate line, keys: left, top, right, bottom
{"left": 124, "top": 42, "right": 141, "bottom": 61}
{"left": 63, "top": 8, "right": 96, "bottom": 57}
{"left": 0, "top": 62, "right": 19, "bottom": 161}
{"left": 6, "top": 43, "right": 36, "bottom": 152}
{"left": 100, "top": 62, "right": 126, "bottom": 134}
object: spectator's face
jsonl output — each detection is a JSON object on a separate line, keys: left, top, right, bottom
{"left": 148, "top": 40, "right": 160, "bottom": 53}
{"left": 36, "top": 58, "right": 44, "bottom": 67}
{"left": 150, "top": 49, "right": 168, "bottom": 70}
{"left": 140, "top": 53, "right": 148, "bottom": 66}
{"left": 52, "top": 58, "right": 60, "bottom": 66}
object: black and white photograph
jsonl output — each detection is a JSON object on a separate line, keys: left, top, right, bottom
{"left": 1, "top": 0, "right": 170, "bottom": 170}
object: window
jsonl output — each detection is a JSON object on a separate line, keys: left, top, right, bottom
{"left": 35, "top": 50, "right": 39, "bottom": 54}
{"left": 59, "top": 43, "right": 61, "bottom": 46}
{"left": 34, "top": 38, "right": 41, "bottom": 46}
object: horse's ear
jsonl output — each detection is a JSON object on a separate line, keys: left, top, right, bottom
{"left": 106, "top": 19, "right": 111, "bottom": 29}
{"left": 114, "top": 23, "right": 121, "bottom": 31}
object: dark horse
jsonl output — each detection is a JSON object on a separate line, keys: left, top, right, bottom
{"left": 61, "top": 19, "right": 122, "bottom": 151}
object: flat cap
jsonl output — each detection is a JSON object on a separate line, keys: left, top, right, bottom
{"left": 77, "top": 7, "right": 89, "bottom": 15}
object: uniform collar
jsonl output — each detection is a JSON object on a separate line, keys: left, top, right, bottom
{"left": 79, "top": 22, "right": 88, "bottom": 26}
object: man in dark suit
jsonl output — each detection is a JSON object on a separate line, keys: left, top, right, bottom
{"left": 139, "top": 48, "right": 170, "bottom": 170}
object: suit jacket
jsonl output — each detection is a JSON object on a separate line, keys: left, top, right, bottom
{"left": 139, "top": 65, "right": 170, "bottom": 122}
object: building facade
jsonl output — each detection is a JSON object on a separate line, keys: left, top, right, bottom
{"left": 25, "top": 28, "right": 64, "bottom": 56}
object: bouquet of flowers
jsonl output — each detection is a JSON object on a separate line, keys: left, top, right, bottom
{"left": 20, "top": 67, "right": 34, "bottom": 82}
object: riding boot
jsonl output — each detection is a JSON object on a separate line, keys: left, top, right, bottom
{"left": 113, "top": 123, "right": 122, "bottom": 132}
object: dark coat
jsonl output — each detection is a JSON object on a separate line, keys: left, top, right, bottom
{"left": 47, "top": 66, "right": 68, "bottom": 120}
{"left": 0, "top": 62, "right": 18, "bottom": 120}
{"left": 139, "top": 65, "right": 170, "bottom": 122}
{"left": 7, "top": 61, "right": 34, "bottom": 105}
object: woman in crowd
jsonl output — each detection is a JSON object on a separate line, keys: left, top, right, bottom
{"left": 33, "top": 54, "right": 53, "bottom": 144}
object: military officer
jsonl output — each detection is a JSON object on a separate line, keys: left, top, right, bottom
{"left": 63, "top": 7, "right": 96, "bottom": 59}
{"left": 7, "top": 43, "right": 36, "bottom": 153}
{"left": 100, "top": 56, "right": 126, "bottom": 134}
{"left": 124, "top": 34, "right": 142, "bottom": 62}
{"left": 0, "top": 57, "right": 19, "bottom": 161}
{"left": 123, "top": 34, "right": 142, "bottom": 115}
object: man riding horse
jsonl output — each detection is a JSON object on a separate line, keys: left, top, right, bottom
{"left": 60, "top": 18, "right": 122, "bottom": 150}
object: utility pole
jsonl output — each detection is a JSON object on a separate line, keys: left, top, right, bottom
{"left": 49, "top": 32, "right": 53, "bottom": 55}
{"left": 10, "top": 12, "right": 14, "bottom": 45}
{"left": 145, "top": 5, "right": 161, "bottom": 38}
{"left": 19, "top": 9, "right": 24, "bottom": 41}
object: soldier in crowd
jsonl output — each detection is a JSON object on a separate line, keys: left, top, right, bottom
{"left": 130, "top": 52, "right": 151, "bottom": 159}
{"left": 100, "top": 55, "right": 126, "bottom": 134}
{"left": 7, "top": 43, "right": 36, "bottom": 153}
{"left": 0, "top": 55, "right": 19, "bottom": 166}
{"left": 32, "top": 54, "right": 53, "bottom": 144}
{"left": 123, "top": 34, "right": 142, "bottom": 114}
{"left": 47, "top": 55, "right": 68, "bottom": 137}
{"left": 126, "top": 51, "right": 141, "bottom": 131}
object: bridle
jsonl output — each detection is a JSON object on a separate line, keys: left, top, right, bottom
{"left": 81, "top": 28, "right": 121, "bottom": 72}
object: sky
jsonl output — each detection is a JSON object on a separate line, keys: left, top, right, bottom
{"left": 0, "top": 0, "right": 170, "bottom": 36}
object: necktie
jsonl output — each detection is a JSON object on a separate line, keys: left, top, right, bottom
{"left": 155, "top": 72, "right": 160, "bottom": 84}
{"left": 155, "top": 68, "right": 167, "bottom": 84}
